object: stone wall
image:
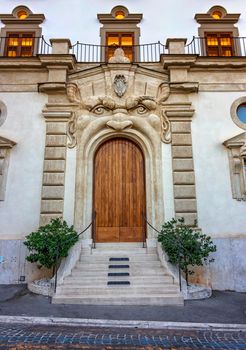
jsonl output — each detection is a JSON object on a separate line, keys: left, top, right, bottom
{"left": 0, "top": 239, "right": 52, "bottom": 284}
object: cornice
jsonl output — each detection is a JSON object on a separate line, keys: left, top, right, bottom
{"left": 0, "top": 136, "right": 16, "bottom": 148}
{"left": 0, "top": 14, "right": 45, "bottom": 25}
{"left": 0, "top": 57, "right": 43, "bottom": 69}
{"left": 194, "top": 14, "right": 240, "bottom": 25}
{"left": 42, "top": 110, "right": 73, "bottom": 122}
{"left": 39, "top": 55, "right": 75, "bottom": 69}
{"left": 223, "top": 132, "right": 246, "bottom": 149}
{"left": 38, "top": 82, "right": 67, "bottom": 94}
{"left": 193, "top": 57, "right": 246, "bottom": 69}
{"left": 97, "top": 14, "right": 142, "bottom": 25}
{"left": 170, "top": 82, "right": 199, "bottom": 93}
{"left": 162, "top": 103, "right": 195, "bottom": 121}
{"left": 162, "top": 55, "right": 197, "bottom": 69}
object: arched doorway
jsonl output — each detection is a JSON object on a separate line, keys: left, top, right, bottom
{"left": 93, "top": 138, "right": 146, "bottom": 242}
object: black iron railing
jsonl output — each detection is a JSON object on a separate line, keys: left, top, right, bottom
{"left": 70, "top": 41, "right": 166, "bottom": 63}
{"left": 1, "top": 36, "right": 246, "bottom": 60}
{"left": 142, "top": 213, "right": 182, "bottom": 292}
{"left": 53, "top": 211, "right": 97, "bottom": 294}
{"left": 0, "top": 36, "right": 52, "bottom": 57}
{"left": 186, "top": 36, "right": 246, "bottom": 57}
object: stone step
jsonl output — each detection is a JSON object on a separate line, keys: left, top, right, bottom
{"left": 79, "top": 255, "right": 159, "bottom": 262}
{"left": 75, "top": 261, "right": 162, "bottom": 269}
{"left": 62, "top": 275, "right": 174, "bottom": 284}
{"left": 88, "top": 249, "right": 154, "bottom": 256}
{"left": 72, "top": 267, "right": 167, "bottom": 275}
{"left": 59, "top": 279, "right": 178, "bottom": 291}
{"left": 55, "top": 285, "right": 179, "bottom": 295}
{"left": 56, "top": 284, "right": 179, "bottom": 297}
{"left": 52, "top": 294, "right": 184, "bottom": 306}
{"left": 92, "top": 243, "right": 144, "bottom": 248}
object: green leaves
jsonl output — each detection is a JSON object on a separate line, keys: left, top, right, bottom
{"left": 24, "top": 218, "right": 79, "bottom": 271}
{"left": 157, "top": 218, "right": 216, "bottom": 284}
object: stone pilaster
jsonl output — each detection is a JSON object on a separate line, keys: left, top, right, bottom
{"left": 40, "top": 111, "right": 72, "bottom": 226}
{"left": 166, "top": 107, "right": 198, "bottom": 226}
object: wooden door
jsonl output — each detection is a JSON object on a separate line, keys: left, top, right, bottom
{"left": 94, "top": 138, "right": 146, "bottom": 242}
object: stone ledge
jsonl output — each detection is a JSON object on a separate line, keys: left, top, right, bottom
{"left": 28, "top": 279, "right": 53, "bottom": 297}
{"left": 183, "top": 284, "right": 212, "bottom": 300}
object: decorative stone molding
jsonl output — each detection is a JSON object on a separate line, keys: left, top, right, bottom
{"left": 0, "top": 136, "right": 16, "bottom": 201}
{"left": 164, "top": 104, "right": 198, "bottom": 226}
{"left": 0, "top": 6, "right": 45, "bottom": 25}
{"left": 109, "top": 49, "right": 130, "bottom": 64}
{"left": 160, "top": 110, "right": 171, "bottom": 144}
{"left": 68, "top": 65, "right": 170, "bottom": 148}
{"left": 66, "top": 66, "right": 171, "bottom": 242}
{"left": 195, "top": 6, "right": 240, "bottom": 40}
{"left": 231, "top": 97, "right": 246, "bottom": 130}
{"left": 40, "top": 111, "right": 73, "bottom": 226}
{"left": 195, "top": 6, "right": 240, "bottom": 26}
{"left": 223, "top": 132, "right": 246, "bottom": 201}
{"left": 0, "top": 101, "right": 7, "bottom": 127}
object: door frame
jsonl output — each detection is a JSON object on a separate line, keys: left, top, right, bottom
{"left": 92, "top": 136, "right": 147, "bottom": 243}
{"left": 74, "top": 126, "right": 165, "bottom": 248}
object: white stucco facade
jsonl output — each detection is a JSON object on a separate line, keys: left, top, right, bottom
{"left": 0, "top": 0, "right": 245, "bottom": 294}
{"left": 191, "top": 91, "right": 246, "bottom": 237}
{"left": 0, "top": 93, "right": 47, "bottom": 238}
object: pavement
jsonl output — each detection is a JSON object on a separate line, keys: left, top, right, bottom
{"left": 0, "top": 285, "right": 246, "bottom": 324}
{"left": 0, "top": 285, "right": 246, "bottom": 349}
{"left": 0, "top": 322, "right": 246, "bottom": 349}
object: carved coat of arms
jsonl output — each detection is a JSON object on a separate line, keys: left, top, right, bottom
{"left": 113, "top": 75, "right": 127, "bottom": 97}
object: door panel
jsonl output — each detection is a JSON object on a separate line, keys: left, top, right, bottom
{"left": 94, "top": 138, "right": 145, "bottom": 242}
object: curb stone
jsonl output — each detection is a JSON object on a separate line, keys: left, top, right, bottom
{"left": 0, "top": 315, "right": 245, "bottom": 331}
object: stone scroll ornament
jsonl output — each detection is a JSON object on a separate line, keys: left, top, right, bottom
{"left": 67, "top": 112, "right": 77, "bottom": 149}
{"left": 113, "top": 75, "right": 127, "bottom": 97}
{"left": 240, "top": 142, "right": 246, "bottom": 159}
{"left": 66, "top": 83, "right": 82, "bottom": 149}
{"left": 160, "top": 110, "right": 171, "bottom": 144}
{"left": 157, "top": 83, "right": 171, "bottom": 144}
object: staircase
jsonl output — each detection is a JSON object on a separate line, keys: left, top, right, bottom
{"left": 52, "top": 243, "right": 184, "bottom": 306}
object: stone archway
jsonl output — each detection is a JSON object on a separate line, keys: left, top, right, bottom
{"left": 74, "top": 126, "right": 164, "bottom": 247}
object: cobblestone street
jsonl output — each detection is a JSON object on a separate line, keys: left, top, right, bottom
{"left": 0, "top": 323, "right": 245, "bottom": 349}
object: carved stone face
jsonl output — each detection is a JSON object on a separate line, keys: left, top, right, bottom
{"left": 77, "top": 95, "right": 160, "bottom": 132}
{"left": 67, "top": 69, "right": 170, "bottom": 147}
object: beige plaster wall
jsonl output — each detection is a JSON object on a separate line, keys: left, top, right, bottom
{"left": 0, "top": 92, "right": 47, "bottom": 239}
{"left": 191, "top": 91, "right": 246, "bottom": 237}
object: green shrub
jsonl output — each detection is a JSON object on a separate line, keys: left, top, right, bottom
{"left": 24, "top": 218, "right": 79, "bottom": 274}
{"left": 157, "top": 217, "right": 216, "bottom": 285}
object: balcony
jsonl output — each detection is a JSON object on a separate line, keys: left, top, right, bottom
{"left": 0, "top": 36, "right": 246, "bottom": 62}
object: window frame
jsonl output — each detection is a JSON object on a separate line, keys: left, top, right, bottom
{"left": 4, "top": 31, "right": 35, "bottom": 57}
{"left": 205, "top": 31, "right": 234, "bottom": 57}
{"left": 106, "top": 32, "right": 135, "bottom": 62}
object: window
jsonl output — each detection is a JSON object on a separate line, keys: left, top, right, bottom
{"left": 231, "top": 97, "right": 246, "bottom": 130}
{"left": 0, "top": 6, "right": 45, "bottom": 57}
{"left": 17, "top": 10, "right": 28, "bottom": 20}
{"left": 97, "top": 6, "right": 142, "bottom": 62}
{"left": 115, "top": 11, "right": 125, "bottom": 20}
{"left": 205, "top": 32, "right": 234, "bottom": 56}
{"left": 195, "top": 7, "right": 240, "bottom": 57}
{"left": 211, "top": 11, "right": 222, "bottom": 20}
{"left": 106, "top": 33, "right": 134, "bottom": 61}
{"left": 237, "top": 104, "right": 246, "bottom": 124}
{"left": 5, "top": 33, "right": 34, "bottom": 57}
